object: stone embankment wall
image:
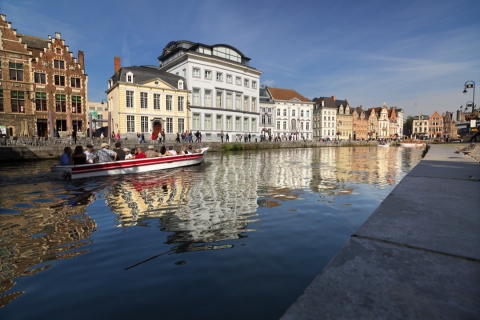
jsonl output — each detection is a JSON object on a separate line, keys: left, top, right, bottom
{"left": 0, "top": 141, "right": 376, "bottom": 161}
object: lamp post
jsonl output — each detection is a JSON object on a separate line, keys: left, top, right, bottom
{"left": 101, "top": 99, "right": 111, "bottom": 144}
{"left": 463, "top": 80, "right": 475, "bottom": 112}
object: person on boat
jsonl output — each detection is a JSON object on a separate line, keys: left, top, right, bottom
{"left": 130, "top": 148, "right": 136, "bottom": 159}
{"left": 84, "top": 144, "right": 95, "bottom": 163}
{"left": 59, "top": 147, "right": 72, "bottom": 165}
{"left": 159, "top": 146, "right": 172, "bottom": 156}
{"left": 135, "top": 147, "right": 146, "bottom": 159}
{"left": 186, "top": 145, "right": 202, "bottom": 154}
{"left": 124, "top": 148, "right": 133, "bottom": 160}
{"left": 94, "top": 143, "right": 117, "bottom": 163}
{"left": 180, "top": 145, "right": 187, "bottom": 155}
{"left": 145, "top": 145, "right": 158, "bottom": 158}
{"left": 168, "top": 146, "right": 177, "bottom": 155}
{"left": 71, "top": 146, "right": 87, "bottom": 165}
{"left": 114, "top": 142, "right": 126, "bottom": 160}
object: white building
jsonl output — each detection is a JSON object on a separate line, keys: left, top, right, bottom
{"left": 312, "top": 97, "right": 338, "bottom": 140}
{"left": 261, "top": 86, "right": 313, "bottom": 140}
{"left": 158, "top": 41, "right": 262, "bottom": 141}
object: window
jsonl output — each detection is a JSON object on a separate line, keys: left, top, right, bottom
{"left": 243, "top": 118, "right": 249, "bottom": 131}
{"left": 236, "top": 77, "right": 241, "bottom": 85}
{"left": 166, "top": 95, "right": 172, "bottom": 111}
{"left": 193, "top": 113, "right": 200, "bottom": 129}
{"left": 252, "top": 98, "right": 257, "bottom": 112}
{"left": 54, "top": 75, "right": 65, "bottom": 86}
{"left": 127, "top": 115, "right": 135, "bottom": 133}
{"left": 178, "top": 118, "right": 184, "bottom": 133}
{"left": 235, "top": 117, "right": 241, "bottom": 130}
{"left": 277, "top": 121, "right": 280, "bottom": 130}
{"left": 251, "top": 118, "right": 256, "bottom": 132}
{"left": 216, "top": 72, "right": 223, "bottom": 81}
{"left": 216, "top": 115, "right": 222, "bottom": 130}
{"left": 193, "top": 67, "right": 200, "bottom": 78}
{"left": 72, "top": 96, "right": 82, "bottom": 114}
{"left": 283, "top": 109, "right": 286, "bottom": 116}
{"left": 205, "top": 70, "right": 212, "bottom": 80}
{"left": 244, "top": 79, "right": 249, "bottom": 87}
{"left": 72, "top": 120, "right": 82, "bottom": 132}
{"left": 126, "top": 91, "right": 134, "bottom": 108}
{"left": 141, "top": 92, "right": 148, "bottom": 109}
{"left": 306, "top": 122, "right": 310, "bottom": 130}
{"left": 53, "top": 60, "right": 65, "bottom": 69}
{"left": 235, "top": 94, "right": 241, "bottom": 110}
{"left": 34, "top": 72, "right": 46, "bottom": 84}
{"left": 226, "top": 74, "right": 232, "bottom": 83}
{"left": 277, "top": 109, "right": 280, "bottom": 116}
{"left": 178, "top": 96, "right": 184, "bottom": 112}
{"left": 11, "top": 91, "right": 25, "bottom": 113}
{"left": 193, "top": 88, "right": 200, "bottom": 105}
{"left": 306, "top": 110, "right": 310, "bottom": 117}
{"left": 9, "top": 62, "right": 23, "bottom": 81}
{"left": 154, "top": 94, "right": 161, "bottom": 110}
{"left": 301, "top": 110, "right": 304, "bottom": 117}
{"left": 226, "top": 116, "right": 232, "bottom": 130}
{"left": 126, "top": 72, "right": 134, "bottom": 83}
{"left": 226, "top": 93, "right": 233, "bottom": 109}
{"left": 182, "top": 69, "right": 186, "bottom": 77}
{"left": 205, "top": 114, "right": 212, "bottom": 129}
{"left": 252, "top": 81, "right": 257, "bottom": 89}
{"left": 71, "top": 77, "right": 81, "bottom": 88}
{"left": 205, "top": 90, "right": 212, "bottom": 107}
{"left": 292, "top": 109, "right": 295, "bottom": 117}
{"left": 56, "top": 48, "right": 62, "bottom": 54}
{"left": 141, "top": 116, "right": 149, "bottom": 133}
{"left": 216, "top": 91, "right": 223, "bottom": 108}
{"left": 56, "top": 120, "right": 67, "bottom": 131}
{"left": 0, "top": 90, "right": 3, "bottom": 112}
{"left": 283, "top": 121, "right": 287, "bottom": 130}
{"left": 55, "top": 94, "right": 66, "bottom": 112}
{"left": 178, "top": 80, "right": 183, "bottom": 90}
{"left": 244, "top": 96, "right": 249, "bottom": 111}
{"left": 262, "top": 114, "right": 266, "bottom": 124}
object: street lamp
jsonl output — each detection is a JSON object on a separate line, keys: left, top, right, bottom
{"left": 463, "top": 80, "right": 475, "bottom": 112}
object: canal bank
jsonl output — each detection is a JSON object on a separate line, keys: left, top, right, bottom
{"left": 0, "top": 140, "right": 374, "bottom": 161}
{"left": 281, "top": 144, "right": 480, "bottom": 319}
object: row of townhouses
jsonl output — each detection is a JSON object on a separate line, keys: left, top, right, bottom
{"left": 0, "top": 13, "right": 454, "bottom": 142}
{"left": 412, "top": 111, "right": 457, "bottom": 138}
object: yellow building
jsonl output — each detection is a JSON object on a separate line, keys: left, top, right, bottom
{"left": 106, "top": 57, "right": 189, "bottom": 141}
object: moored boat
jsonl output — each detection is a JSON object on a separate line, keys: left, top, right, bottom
{"left": 51, "top": 147, "right": 209, "bottom": 179}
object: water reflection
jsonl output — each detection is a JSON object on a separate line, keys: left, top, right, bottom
{"left": 0, "top": 183, "right": 96, "bottom": 308}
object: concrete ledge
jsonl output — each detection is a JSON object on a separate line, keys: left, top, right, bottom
{"left": 282, "top": 144, "right": 480, "bottom": 319}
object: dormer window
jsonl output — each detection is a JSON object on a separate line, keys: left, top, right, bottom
{"left": 178, "top": 80, "right": 184, "bottom": 90}
{"left": 126, "top": 71, "right": 134, "bottom": 83}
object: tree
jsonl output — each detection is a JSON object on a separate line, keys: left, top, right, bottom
{"left": 403, "top": 116, "right": 413, "bottom": 136}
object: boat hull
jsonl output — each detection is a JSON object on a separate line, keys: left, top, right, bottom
{"left": 51, "top": 148, "right": 208, "bottom": 179}
{"left": 399, "top": 143, "right": 426, "bottom": 148}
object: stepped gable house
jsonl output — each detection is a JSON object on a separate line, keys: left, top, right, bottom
{"left": 0, "top": 14, "right": 34, "bottom": 137}
{"left": 20, "top": 32, "right": 87, "bottom": 138}
{"left": 158, "top": 40, "right": 262, "bottom": 141}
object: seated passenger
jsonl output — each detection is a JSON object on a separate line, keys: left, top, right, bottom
{"left": 59, "top": 147, "right": 72, "bottom": 165}
{"left": 168, "top": 146, "right": 177, "bottom": 155}
{"left": 94, "top": 143, "right": 117, "bottom": 163}
{"left": 71, "top": 146, "right": 87, "bottom": 165}
{"left": 135, "top": 147, "right": 146, "bottom": 159}
{"left": 159, "top": 146, "right": 172, "bottom": 156}
{"left": 180, "top": 144, "right": 187, "bottom": 155}
{"left": 145, "top": 145, "right": 158, "bottom": 158}
{"left": 124, "top": 148, "right": 133, "bottom": 160}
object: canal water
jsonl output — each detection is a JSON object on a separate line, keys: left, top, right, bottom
{"left": 0, "top": 146, "right": 422, "bottom": 319}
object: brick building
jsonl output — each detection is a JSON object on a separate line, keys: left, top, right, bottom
{"left": 0, "top": 14, "right": 34, "bottom": 137}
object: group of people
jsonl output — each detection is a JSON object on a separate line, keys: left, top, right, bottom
{"left": 59, "top": 142, "right": 201, "bottom": 165}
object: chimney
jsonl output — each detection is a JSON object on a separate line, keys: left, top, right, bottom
{"left": 78, "top": 50, "right": 84, "bottom": 69}
{"left": 331, "top": 96, "right": 336, "bottom": 101}
{"left": 114, "top": 56, "right": 121, "bottom": 73}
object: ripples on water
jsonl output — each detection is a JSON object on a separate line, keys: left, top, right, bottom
{"left": 0, "top": 147, "right": 422, "bottom": 319}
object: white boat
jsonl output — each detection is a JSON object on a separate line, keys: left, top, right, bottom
{"left": 399, "top": 142, "right": 426, "bottom": 148}
{"left": 51, "top": 147, "right": 209, "bottom": 179}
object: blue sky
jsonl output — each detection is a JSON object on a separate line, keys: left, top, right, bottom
{"left": 2, "top": 0, "right": 479, "bottom": 117}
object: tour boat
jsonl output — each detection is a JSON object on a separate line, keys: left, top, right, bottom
{"left": 399, "top": 142, "right": 426, "bottom": 148}
{"left": 51, "top": 147, "right": 209, "bottom": 179}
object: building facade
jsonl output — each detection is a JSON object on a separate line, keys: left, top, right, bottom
{"left": 20, "top": 32, "right": 87, "bottom": 138}
{"left": 336, "top": 98, "right": 353, "bottom": 140}
{"left": 106, "top": 58, "right": 189, "bottom": 141}
{"left": 351, "top": 106, "right": 368, "bottom": 140}
{"left": 429, "top": 111, "right": 443, "bottom": 138}
{"left": 157, "top": 41, "right": 262, "bottom": 141}
{"left": 312, "top": 96, "right": 338, "bottom": 141}
{"left": 266, "top": 87, "right": 313, "bottom": 140}
{"left": 412, "top": 115, "right": 430, "bottom": 136}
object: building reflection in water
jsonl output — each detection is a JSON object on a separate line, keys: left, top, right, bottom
{"left": 106, "top": 146, "right": 410, "bottom": 254}
{"left": 0, "top": 184, "right": 96, "bottom": 308}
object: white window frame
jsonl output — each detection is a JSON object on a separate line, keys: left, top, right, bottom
{"left": 216, "top": 90, "right": 223, "bottom": 108}
{"left": 205, "top": 70, "right": 212, "bottom": 80}
{"left": 193, "top": 88, "right": 200, "bottom": 105}
{"left": 126, "top": 71, "right": 134, "bottom": 83}
{"left": 205, "top": 114, "right": 212, "bottom": 130}
{"left": 166, "top": 117, "right": 173, "bottom": 133}
{"left": 216, "top": 72, "right": 223, "bottom": 82}
{"left": 178, "top": 118, "right": 184, "bottom": 133}
{"left": 178, "top": 96, "right": 184, "bottom": 112}
{"left": 205, "top": 90, "right": 212, "bottom": 107}
{"left": 141, "top": 116, "right": 149, "bottom": 133}
{"left": 226, "top": 92, "right": 233, "bottom": 109}
{"left": 127, "top": 115, "right": 135, "bottom": 132}
{"left": 140, "top": 92, "right": 148, "bottom": 109}
{"left": 226, "top": 74, "right": 232, "bottom": 83}
{"left": 244, "top": 79, "right": 249, "bottom": 87}
{"left": 193, "top": 113, "right": 200, "bottom": 129}
{"left": 126, "top": 91, "right": 134, "bottom": 108}
{"left": 193, "top": 67, "right": 200, "bottom": 78}
{"left": 235, "top": 76, "right": 241, "bottom": 85}
{"left": 252, "top": 81, "right": 257, "bottom": 89}
{"left": 154, "top": 93, "right": 161, "bottom": 110}
{"left": 166, "top": 95, "right": 173, "bottom": 111}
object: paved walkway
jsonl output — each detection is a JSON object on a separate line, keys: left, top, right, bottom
{"left": 282, "top": 144, "right": 480, "bottom": 319}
